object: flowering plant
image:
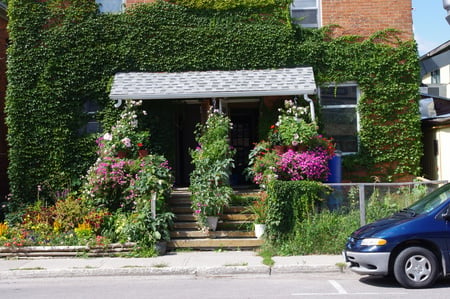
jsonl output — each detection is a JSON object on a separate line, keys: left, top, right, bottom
{"left": 189, "top": 107, "right": 236, "bottom": 229}
{"left": 246, "top": 141, "right": 279, "bottom": 186}
{"left": 276, "top": 148, "right": 332, "bottom": 181}
{"left": 275, "top": 99, "right": 317, "bottom": 147}
{"left": 97, "top": 100, "right": 149, "bottom": 158}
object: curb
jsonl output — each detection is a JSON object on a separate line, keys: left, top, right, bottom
{"left": 0, "top": 264, "right": 343, "bottom": 280}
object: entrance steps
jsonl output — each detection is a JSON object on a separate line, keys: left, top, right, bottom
{"left": 167, "top": 188, "right": 264, "bottom": 251}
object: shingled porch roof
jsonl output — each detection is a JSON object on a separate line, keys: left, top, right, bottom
{"left": 109, "top": 67, "right": 316, "bottom": 100}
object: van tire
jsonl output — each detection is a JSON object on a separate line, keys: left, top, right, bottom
{"left": 393, "top": 246, "right": 439, "bottom": 288}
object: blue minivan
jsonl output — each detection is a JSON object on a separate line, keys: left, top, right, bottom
{"left": 344, "top": 183, "right": 450, "bottom": 288}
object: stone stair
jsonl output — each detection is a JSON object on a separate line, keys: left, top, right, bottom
{"left": 167, "top": 188, "right": 264, "bottom": 251}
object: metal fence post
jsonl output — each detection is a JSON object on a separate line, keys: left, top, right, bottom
{"left": 359, "top": 183, "right": 366, "bottom": 226}
{"left": 151, "top": 192, "right": 157, "bottom": 219}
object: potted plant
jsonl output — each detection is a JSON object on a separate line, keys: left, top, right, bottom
{"left": 189, "top": 107, "right": 236, "bottom": 231}
{"left": 245, "top": 192, "right": 268, "bottom": 239}
{"left": 276, "top": 99, "right": 317, "bottom": 147}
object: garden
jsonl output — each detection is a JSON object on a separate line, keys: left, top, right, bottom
{"left": 1, "top": 100, "right": 175, "bottom": 256}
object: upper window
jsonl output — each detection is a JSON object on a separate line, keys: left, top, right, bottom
{"left": 96, "top": 0, "right": 124, "bottom": 13}
{"left": 290, "top": 0, "right": 320, "bottom": 28}
{"left": 319, "top": 84, "right": 360, "bottom": 153}
{"left": 431, "top": 69, "right": 440, "bottom": 84}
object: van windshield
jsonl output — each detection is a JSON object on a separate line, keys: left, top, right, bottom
{"left": 406, "top": 184, "right": 450, "bottom": 215}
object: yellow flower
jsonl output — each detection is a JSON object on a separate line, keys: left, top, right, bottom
{"left": 0, "top": 223, "right": 8, "bottom": 237}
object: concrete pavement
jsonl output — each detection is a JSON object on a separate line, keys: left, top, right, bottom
{"left": 0, "top": 251, "right": 346, "bottom": 279}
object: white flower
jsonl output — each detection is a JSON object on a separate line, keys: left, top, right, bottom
{"left": 121, "top": 137, "right": 132, "bottom": 148}
{"left": 103, "top": 133, "right": 113, "bottom": 141}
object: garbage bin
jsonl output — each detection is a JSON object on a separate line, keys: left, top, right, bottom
{"left": 327, "top": 151, "right": 342, "bottom": 210}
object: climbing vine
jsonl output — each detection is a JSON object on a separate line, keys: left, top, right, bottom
{"left": 5, "top": 0, "right": 421, "bottom": 207}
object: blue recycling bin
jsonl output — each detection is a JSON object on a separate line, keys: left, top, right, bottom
{"left": 327, "top": 151, "right": 342, "bottom": 183}
{"left": 327, "top": 151, "right": 342, "bottom": 210}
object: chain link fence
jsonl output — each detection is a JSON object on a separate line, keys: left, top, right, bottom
{"left": 325, "top": 180, "right": 449, "bottom": 226}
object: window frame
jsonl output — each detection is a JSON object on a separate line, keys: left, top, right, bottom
{"left": 290, "top": 0, "right": 321, "bottom": 28}
{"left": 319, "top": 82, "right": 360, "bottom": 154}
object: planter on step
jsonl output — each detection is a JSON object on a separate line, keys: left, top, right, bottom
{"left": 206, "top": 216, "right": 219, "bottom": 231}
{"left": 254, "top": 223, "right": 266, "bottom": 239}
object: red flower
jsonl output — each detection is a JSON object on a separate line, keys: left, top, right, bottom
{"left": 137, "top": 143, "right": 143, "bottom": 147}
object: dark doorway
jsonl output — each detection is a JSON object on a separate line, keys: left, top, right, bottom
{"left": 175, "top": 103, "right": 201, "bottom": 186}
{"left": 229, "top": 103, "right": 259, "bottom": 185}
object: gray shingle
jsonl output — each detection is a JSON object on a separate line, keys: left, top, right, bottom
{"left": 109, "top": 67, "right": 316, "bottom": 100}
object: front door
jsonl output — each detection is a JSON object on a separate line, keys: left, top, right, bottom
{"left": 229, "top": 105, "right": 259, "bottom": 185}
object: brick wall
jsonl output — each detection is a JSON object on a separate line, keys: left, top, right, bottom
{"left": 125, "top": 0, "right": 157, "bottom": 8}
{"left": 322, "top": 0, "right": 413, "bottom": 40}
{"left": 124, "top": 0, "right": 413, "bottom": 40}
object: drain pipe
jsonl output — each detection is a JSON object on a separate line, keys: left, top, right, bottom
{"left": 114, "top": 99, "right": 123, "bottom": 108}
{"left": 303, "top": 94, "right": 316, "bottom": 123}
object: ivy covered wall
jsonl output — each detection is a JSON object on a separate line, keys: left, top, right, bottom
{"left": 5, "top": 0, "right": 421, "bottom": 206}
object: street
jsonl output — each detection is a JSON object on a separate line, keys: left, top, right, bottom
{"left": 1, "top": 272, "right": 450, "bottom": 299}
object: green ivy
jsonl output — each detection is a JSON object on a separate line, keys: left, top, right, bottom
{"left": 265, "top": 180, "right": 331, "bottom": 242}
{"left": 5, "top": 0, "right": 421, "bottom": 207}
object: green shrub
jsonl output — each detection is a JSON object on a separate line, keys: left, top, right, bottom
{"left": 265, "top": 180, "right": 332, "bottom": 241}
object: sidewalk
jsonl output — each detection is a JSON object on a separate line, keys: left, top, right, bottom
{"left": 0, "top": 251, "right": 346, "bottom": 279}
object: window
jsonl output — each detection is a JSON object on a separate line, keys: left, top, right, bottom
{"left": 431, "top": 69, "right": 440, "bottom": 84}
{"left": 96, "top": 0, "right": 124, "bottom": 13}
{"left": 79, "top": 100, "right": 102, "bottom": 135}
{"left": 319, "top": 84, "right": 359, "bottom": 153}
{"left": 290, "top": 0, "right": 320, "bottom": 28}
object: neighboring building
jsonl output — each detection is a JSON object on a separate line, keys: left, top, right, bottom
{"left": 0, "top": 2, "right": 7, "bottom": 200}
{"left": 420, "top": 41, "right": 450, "bottom": 182}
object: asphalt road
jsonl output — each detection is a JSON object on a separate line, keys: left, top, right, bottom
{"left": 1, "top": 272, "right": 450, "bottom": 299}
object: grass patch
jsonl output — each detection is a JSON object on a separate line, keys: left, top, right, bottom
{"left": 257, "top": 246, "right": 275, "bottom": 267}
{"left": 151, "top": 263, "right": 169, "bottom": 268}
{"left": 224, "top": 262, "right": 248, "bottom": 267}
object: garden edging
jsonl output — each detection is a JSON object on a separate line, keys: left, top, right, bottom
{"left": 0, "top": 242, "right": 136, "bottom": 258}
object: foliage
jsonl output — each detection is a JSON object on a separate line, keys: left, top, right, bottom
{"left": 275, "top": 99, "right": 317, "bottom": 146}
{"left": 189, "top": 108, "right": 236, "bottom": 228}
{"left": 265, "top": 180, "right": 331, "bottom": 241}
{"left": 0, "top": 195, "right": 110, "bottom": 247}
{"left": 170, "top": 0, "right": 291, "bottom": 10}
{"left": 82, "top": 99, "right": 174, "bottom": 212}
{"left": 98, "top": 100, "right": 150, "bottom": 158}
{"left": 244, "top": 192, "right": 268, "bottom": 224}
{"left": 117, "top": 199, "right": 175, "bottom": 248}
{"left": 246, "top": 99, "right": 335, "bottom": 186}
{"left": 268, "top": 182, "right": 432, "bottom": 255}
{"left": 245, "top": 141, "right": 279, "bottom": 186}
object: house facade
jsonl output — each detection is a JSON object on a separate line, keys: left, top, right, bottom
{"left": 0, "top": 0, "right": 417, "bottom": 196}
{"left": 419, "top": 41, "right": 450, "bottom": 182}
{"left": 98, "top": 0, "right": 414, "bottom": 185}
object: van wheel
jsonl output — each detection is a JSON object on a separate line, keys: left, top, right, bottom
{"left": 393, "top": 246, "right": 439, "bottom": 288}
